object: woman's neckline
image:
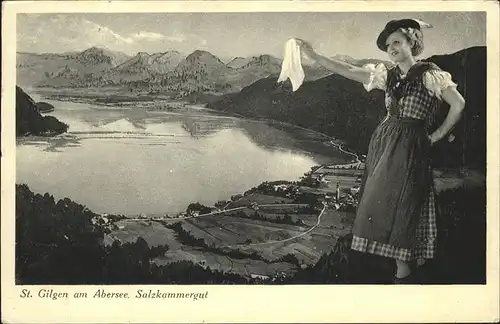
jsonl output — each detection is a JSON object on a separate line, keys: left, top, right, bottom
{"left": 396, "top": 60, "right": 422, "bottom": 78}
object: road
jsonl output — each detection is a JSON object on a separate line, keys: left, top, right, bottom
{"left": 327, "top": 140, "right": 361, "bottom": 164}
{"left": 222, "top": 204, "right": 328, "bottom": 248}
{"left": 312, "top": 140, "right": 361, "bottom": 175}
{"left": 124, "top": 203, "right": 309, "bottom": 222}
{"left": 123, "top": 206, "right": 246, "bottom": 222}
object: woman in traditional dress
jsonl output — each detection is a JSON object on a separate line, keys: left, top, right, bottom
{"left": 297, "top": 18, "right": 465, "bottom": 283}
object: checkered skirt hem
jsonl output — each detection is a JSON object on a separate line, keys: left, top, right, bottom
{"left": 351, "top": 235, "right": 413, "bottom": 261}
{"left": 351, "top": 181, "right": 438, "bottom": 262}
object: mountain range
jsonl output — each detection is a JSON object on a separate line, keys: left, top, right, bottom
{"left": 17, "top": 47, "right": 333, "bottom": 94}
{"left": 17, "top": 46, "right": 131, "bottom": 87}
{"left": 104, "top": 51, "right": 186, "bottom": 82}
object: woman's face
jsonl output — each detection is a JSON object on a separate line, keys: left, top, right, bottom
{"left": 385, "top": 31, "right": 413, "bottom": 63}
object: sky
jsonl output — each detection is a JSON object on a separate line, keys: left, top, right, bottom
{"left": 17, "top": 12, "right": 486, "bottom": 61}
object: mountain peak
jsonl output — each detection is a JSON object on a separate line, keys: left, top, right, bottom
{"left": 81, "top": 46, "right": 118, "bottom": 56}
{"left": 149, "top": 51, "right": 186, "bottom": 70}
{"left": 108, "top": 50, "right": 185, "bottom": 77}
{"left": 72, "top": 46, "right": 131, "bottom": 67}
{"left": 183, "top": 50, "right": 225, "bottom": 67}
{"left": 190, "top": 50, "right": 212, "bottom": 56}
{"left": 238, "top": 54, "right": 282, "bottom": 70}
{"left": 75, "top": 47, "right": 114, "bottom": 65}
{"left": 185, "top": 50, "right": 221, "bottom": 61}
{"left": 88, "top": 45, "right": 110, "bottom": 51}
{"left": 79, "top": 47, "right": 107, "bottom": 56}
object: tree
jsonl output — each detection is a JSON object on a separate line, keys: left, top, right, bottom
{"left": 186, "top": 202, "right": 211, "bottom": 215}
{"left": 214, "top": 200, "right": 227, "bottom": 209}
{"left": 231, "top": 194, "right": 243, "bottom": 201}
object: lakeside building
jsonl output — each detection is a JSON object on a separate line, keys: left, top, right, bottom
{"left": 273, "top": 184, "right": 290, "bottom": 191}
{"left": 326, "top": 162, "right": 365, "bottom": 170}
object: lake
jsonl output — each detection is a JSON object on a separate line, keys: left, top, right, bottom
{"left": 16, "top": 93, "right": 349, "bottom": 216}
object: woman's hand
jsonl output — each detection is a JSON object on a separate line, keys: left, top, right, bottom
{"left": 294, "top": 38, "right": 372, "bottom": 84}
{"left": 429, "top": 86, "right": 465, "bottom": 146}
{"left": 295, "top": 38, "right": 317, "bottom": 60}
{"left": 428, "top": 134, "right": 437, "bottom": 146}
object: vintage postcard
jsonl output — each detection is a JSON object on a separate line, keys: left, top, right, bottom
{"left": 2, "top": 0, "right": 499, "bottom": 323}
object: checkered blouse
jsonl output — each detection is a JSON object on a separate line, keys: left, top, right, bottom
{"left": 363, "top": 62, "right": 457, "bottom": 128}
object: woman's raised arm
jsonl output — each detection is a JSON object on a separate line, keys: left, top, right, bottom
{"left": 297, "top": 39, "right": 372, "bottom": 84}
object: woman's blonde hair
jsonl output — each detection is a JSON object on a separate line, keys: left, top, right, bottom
{"left": 397, "top": 27, "right": 424, "bottom": 57}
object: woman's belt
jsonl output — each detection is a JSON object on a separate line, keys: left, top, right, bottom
{"left": 382, "top": 114, "right": 426, "bottom": 125}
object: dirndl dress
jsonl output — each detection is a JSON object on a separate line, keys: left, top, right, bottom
{"left": 350, "top": 61, "right": 458, "bottom": 262}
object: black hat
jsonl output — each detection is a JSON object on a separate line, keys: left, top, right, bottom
{"left": 377, "top": 19, "right": 422, "bottom": 52}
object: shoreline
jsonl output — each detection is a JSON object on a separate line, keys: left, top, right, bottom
{"left": 23, "top": 89, "right": 484, "bottom": 219}
{"left": 34, "top": 87, "right": 359, "bottom": 158}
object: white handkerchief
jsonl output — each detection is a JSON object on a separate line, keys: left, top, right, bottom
{"left": 277, "top": 38, "right": 305, "bottom": 92}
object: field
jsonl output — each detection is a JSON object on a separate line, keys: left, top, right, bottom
{"left": 106, "top": 200, "right": 355, "bottom": 277}
{"left": 177, "top": 206, "right": 354, "bottom": 265}
{"left": 155, "top": 248, "right": 296, "bottom": 276}
{"left": 181, "top": 214, "right": 306, "bottom": 247}
{"left": 107, "top": 215, "right": 301, "bottom": 276}
{"left": 226, "top": 193, "right": 294, "bottom": 208}
{"left": 235, "top": 208, "right": 354, "bottom": 264}
{"left": 105, "top": 219, "right": 182, "bottom": 249}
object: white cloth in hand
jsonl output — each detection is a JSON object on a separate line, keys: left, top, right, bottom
{"left": 277, "top": 38, "right": 305, "bottom": 92}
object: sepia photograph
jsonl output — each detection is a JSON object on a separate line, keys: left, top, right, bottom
{"left": 13, "top": 10, "right": 488, "bottom": 285}
{"left": 2, "top": 1, "right": 499, "bottom": 323}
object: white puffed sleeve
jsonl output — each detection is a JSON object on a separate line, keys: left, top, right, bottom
{"left": 362, "top": 63, "right": 387, "bottom": 92}
{"left": 423, "top": 69, "right": 458, "bottom": 100}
